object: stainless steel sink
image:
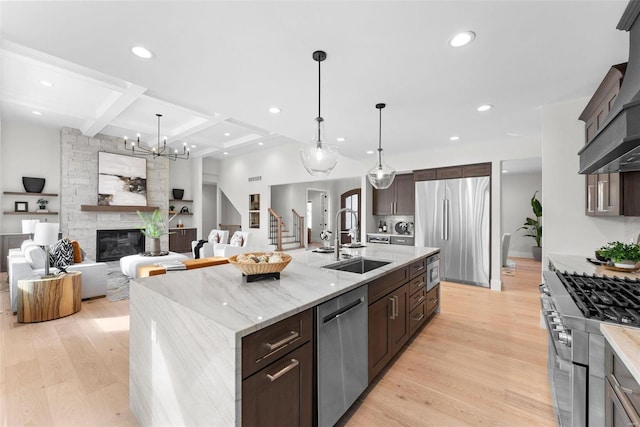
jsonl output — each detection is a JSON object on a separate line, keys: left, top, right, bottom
{"left": 323, "top": 257, "right": 391, "bottom": 274}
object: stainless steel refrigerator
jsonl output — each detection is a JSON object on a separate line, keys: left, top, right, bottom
{"left": 415, "top": 177, "right": 490, "bottom": 287}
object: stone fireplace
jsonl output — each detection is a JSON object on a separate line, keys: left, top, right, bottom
{"left": 60, "top": 127, "right": 170, "bottom": 260}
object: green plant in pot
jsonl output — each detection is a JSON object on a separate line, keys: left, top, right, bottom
{"left": 517, "top": 191, "right": 542, "bottom": 261}
{"left": 137, "top": 209, "right": 176, "bottom": 256}
{"left": 598, "top": 241, "right": 640, "bottom": 269}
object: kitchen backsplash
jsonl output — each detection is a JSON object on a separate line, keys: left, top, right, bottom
{"left": 372, "top": 215, "right": 415, "bottom": 235}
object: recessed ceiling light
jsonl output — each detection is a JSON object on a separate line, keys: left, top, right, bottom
{"left": 258, "top": 142, "right": 264, "bottom": 146}
{"left": 223, "top": 152, "right": 229, "bottom": 155}
{"left": 502, "top": 170, "right": 508, "bottom": 174}
{"left": 131, "top": 46, "right": 154, "bottom": 59}
{"left": 449, "top": 136, "right": 460, "bottom": 141}
{"left": 224, "top": 132, "right": 230, "bottom": 137}
{"left": 477, "top": 104, "right": 493, "bottom": 112}
{"left": 269, "top": 106, "right": 281, "bottom": 114}
{"left": 337, "top": 137, "right": 345, "bottom": 142}
{"left": 32, "top": 110, "right": 42, "bottom": 116}
{"left": 39, "top": 80, "right": 53, "bottom": 87}
{"left": 367, "top": 150, "right": 374, "bottom": 154}
{"left": 450, "top": 31, "right": 476, "bottom": 47}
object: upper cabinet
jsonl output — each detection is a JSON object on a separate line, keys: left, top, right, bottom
{"left": 579, "top": 63, "right": 640, "bottom": 216}
{"left": 372, "top": 173, "right": 415, "bottom": 216}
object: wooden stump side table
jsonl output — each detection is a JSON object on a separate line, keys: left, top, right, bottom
{"left": 17, "top": 271, "right": 82, "bottom": 323}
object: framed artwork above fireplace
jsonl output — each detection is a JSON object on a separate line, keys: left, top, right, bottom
{"left": 98, "top": 152, "right": 147, "bottom": 206}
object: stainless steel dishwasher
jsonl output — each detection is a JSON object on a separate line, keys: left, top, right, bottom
{"left": 316, "top": 285, "right": 368, "bottom": 427}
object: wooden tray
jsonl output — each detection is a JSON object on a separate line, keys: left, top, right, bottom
{"left": 603, "top": 264, "right": 639, "bottom": 272}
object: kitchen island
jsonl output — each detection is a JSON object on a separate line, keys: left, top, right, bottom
{"left": 129, "top": 245, "right": 438, "bottom": 426}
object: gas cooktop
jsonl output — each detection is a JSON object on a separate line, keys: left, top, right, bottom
{"left": 556, "top": 272, "right": 640, "bottom": 326}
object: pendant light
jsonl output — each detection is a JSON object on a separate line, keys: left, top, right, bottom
{"left": 300, "top": 50, "right": 338, "bottom": 176}
{"left": 367, "top": 103, "right": 396, "bottom": 189}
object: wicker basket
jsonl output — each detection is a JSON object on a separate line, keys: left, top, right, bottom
{"left": 228, "top": 252, "right": 292, "bottom": 275}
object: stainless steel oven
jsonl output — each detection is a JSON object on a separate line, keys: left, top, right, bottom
{"left": 427, "top": 253, "right": 440, "bottom": 291}
{"left": 367, "top": 235, "right": 390, "bottom": 244}
{"left": 540, "top": 282, "right": 589, "bottom": 426}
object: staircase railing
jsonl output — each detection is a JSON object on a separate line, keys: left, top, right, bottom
{"left": 268, "top": 208, "right": 283, "bottom": 251}
{"left": 291, "top": 209, "right": 304, "bottom": 249}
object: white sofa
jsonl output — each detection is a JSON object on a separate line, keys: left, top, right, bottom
{"left": 213, "top": 231, "right": 252, "bottom": 257}
{"left": 191, "top": 229, "right": 229, "bottom": 258}
{"left": 7, "top": 240, "right": 108, "bottom": 313}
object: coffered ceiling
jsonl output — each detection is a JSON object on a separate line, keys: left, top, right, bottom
{"left": 0, "top": 1, "right": 631, "bottom": 161}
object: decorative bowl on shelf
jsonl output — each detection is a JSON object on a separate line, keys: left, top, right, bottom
{"left": 22, "top": 177, "right": 45, "bottom": 193}
{"left": 172, "top": 189, "right": 184, "bottom": 200}
{"left": 228, "top": 252, "right": 292, "bottom": 275}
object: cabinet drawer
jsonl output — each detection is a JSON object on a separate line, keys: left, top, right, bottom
{"left": 242, "top": 309, "right": 312, "bottom": 379}
{"left": 409, "top": 258, "right": 427, "bottom": 279}
{"left": 462, "top": 163, "right": 491, "bottom": 177}
{"left": 368, "top": 267, "right": 409, "bottom": 304}
{"left": 426, "top": 284, "right": 440, "bottom": 318}
{"left": 390, "top": 236, "right": 414, "bottom": 246}
{"left": 409, "top": 301, "right": 427, "bottom": 336}
{"left": 409, "top": 287, "right": 426, "bottom": 311}
{"left": 409, "top": 274, "right": 426, "bottom": 295}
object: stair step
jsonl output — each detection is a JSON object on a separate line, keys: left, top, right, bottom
{"left": 282, "top": 242, "right": 303, "bottom": 251}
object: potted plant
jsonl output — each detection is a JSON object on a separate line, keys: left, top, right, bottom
{"left": 136, "top": 209, "right": 177, "bottom": 255}
{"left": 597, "top": 241, "right": 640, "bottom": 268}
{"left": 517, "top": 191, "right": 542, "bottom": 261}
{"left": 36, "top": 198, "right": 48, "bottom": 211}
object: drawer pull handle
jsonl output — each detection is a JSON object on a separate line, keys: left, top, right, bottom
{"left": 430, "top": 298, "right": 439, "bottom": 305}
{"left": 266, "top": 331, "right": 300, "bottom": 351}
{"left": 412, "top": 313, "right": 425, "bottom": 322}
{"left": 267, "top": 359, "right": 299, "bottom": 382}
{"left": 415, "top": 295, "right": 425, "bottom": 304}
{"left": 414, "top": 265, "right": 425, "bottom": 271}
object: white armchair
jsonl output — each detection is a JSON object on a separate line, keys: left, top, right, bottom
{"left": 191, "top": 229, "right": 230, "bottom": 258}
{"left": 213, "top": 231, "right": 251, "bottom": 257}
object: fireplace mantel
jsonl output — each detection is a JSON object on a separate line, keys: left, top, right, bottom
{"left": 81, "top": 205, "right": 159, "bottom": 212}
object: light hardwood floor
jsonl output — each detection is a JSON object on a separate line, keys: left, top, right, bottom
{"left": 0, "top": 258, "right": 554, "bottom": 426}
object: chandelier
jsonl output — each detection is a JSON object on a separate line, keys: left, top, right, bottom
{"left": 299, "top": 50, "right": 338, "bottom": 176}
{"left": 124, "top": 114, "right": 190, "bottom": 161}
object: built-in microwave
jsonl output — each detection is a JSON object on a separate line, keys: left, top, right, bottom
{"left": 427, "top": 253, "right": 440, "bottom": 291}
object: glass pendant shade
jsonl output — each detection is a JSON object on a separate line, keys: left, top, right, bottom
{"left": 367, "top": 151, "right": 396, "bottom": 189}
{"left": 300, "top": 117, "right": 338, "bottom": 176}
{"left": 300, "top": 50, "right": 338, "bottom": 176}
{"left": 368, "top": 103, "right": 396, "bottom": 189}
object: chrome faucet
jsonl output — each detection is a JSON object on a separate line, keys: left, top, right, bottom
{"left": 335, "top": 208, "right": 358, "bottom": 260}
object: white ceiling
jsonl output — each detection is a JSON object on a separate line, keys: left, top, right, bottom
{"left": 0, "top": 1, "right": 631, "bottom": 161}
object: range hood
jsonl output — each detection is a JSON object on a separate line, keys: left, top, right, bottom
{"left": 579, "top": 1, "right": 640, "bottom": 174}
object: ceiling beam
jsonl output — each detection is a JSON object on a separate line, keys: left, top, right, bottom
{"left": 82, "top": 84, "right": 147, "bottom": 137}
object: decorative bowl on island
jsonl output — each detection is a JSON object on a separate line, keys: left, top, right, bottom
{"left": 228, "top": 252, "right": 292, "bottom": 275}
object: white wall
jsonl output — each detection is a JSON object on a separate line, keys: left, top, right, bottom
{"left": 0, "top": 119, "right": 60, "bottom": 233}
{"left": 501, "top": 172, "right": 542, "bottom": 258}
{"left": 202, "top": 183, "right": 217, "bottom": 236}
{"left": 542, "top": 98, "right": 640, "bottom": 262}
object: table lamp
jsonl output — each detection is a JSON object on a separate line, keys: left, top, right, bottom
{"left": 33, "top": 222, "right": 59, "bottom": 277}
{"left": 21, "top": 219, "right": 40, "bottom": 239}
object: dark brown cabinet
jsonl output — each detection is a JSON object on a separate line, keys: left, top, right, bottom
{"left": 414, "top": 163, "right": 491, "bottom": 183}
{"left": 242, "top": 309, "right": 313, "bottom": 427}
{"left": 1, "top": 233, "right": 29, "bottom": 272}
{"left": 372, "top": 173, "right": 414, "bottom": 215}
{"left": 368, "top": 282, "right": 410, "bottom": 381}
{"left": 168, "top": 227, "right": 196, "bottom": 253}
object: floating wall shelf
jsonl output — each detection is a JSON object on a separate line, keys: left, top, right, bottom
{"left": 3, "top": 211, "right": 59, "bottom": 215}
{"left": 80, "top": 205, "right": 158, "bottom": 212}
{"left": 3, "top": 191, "right": 59, "bottom": 197}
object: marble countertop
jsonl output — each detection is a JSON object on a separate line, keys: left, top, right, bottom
{"left": 131, "top": 245, "right": 438, "bottom": 338}
{"left": 548, "top": 254, "right": 640, "bottom": 280}
{"left": 601, "top": 324, "right": 640, "bottom": 384}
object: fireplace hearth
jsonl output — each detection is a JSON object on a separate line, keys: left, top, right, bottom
{"left": 97, "top": 229, "right": 144, "bottom": 262}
